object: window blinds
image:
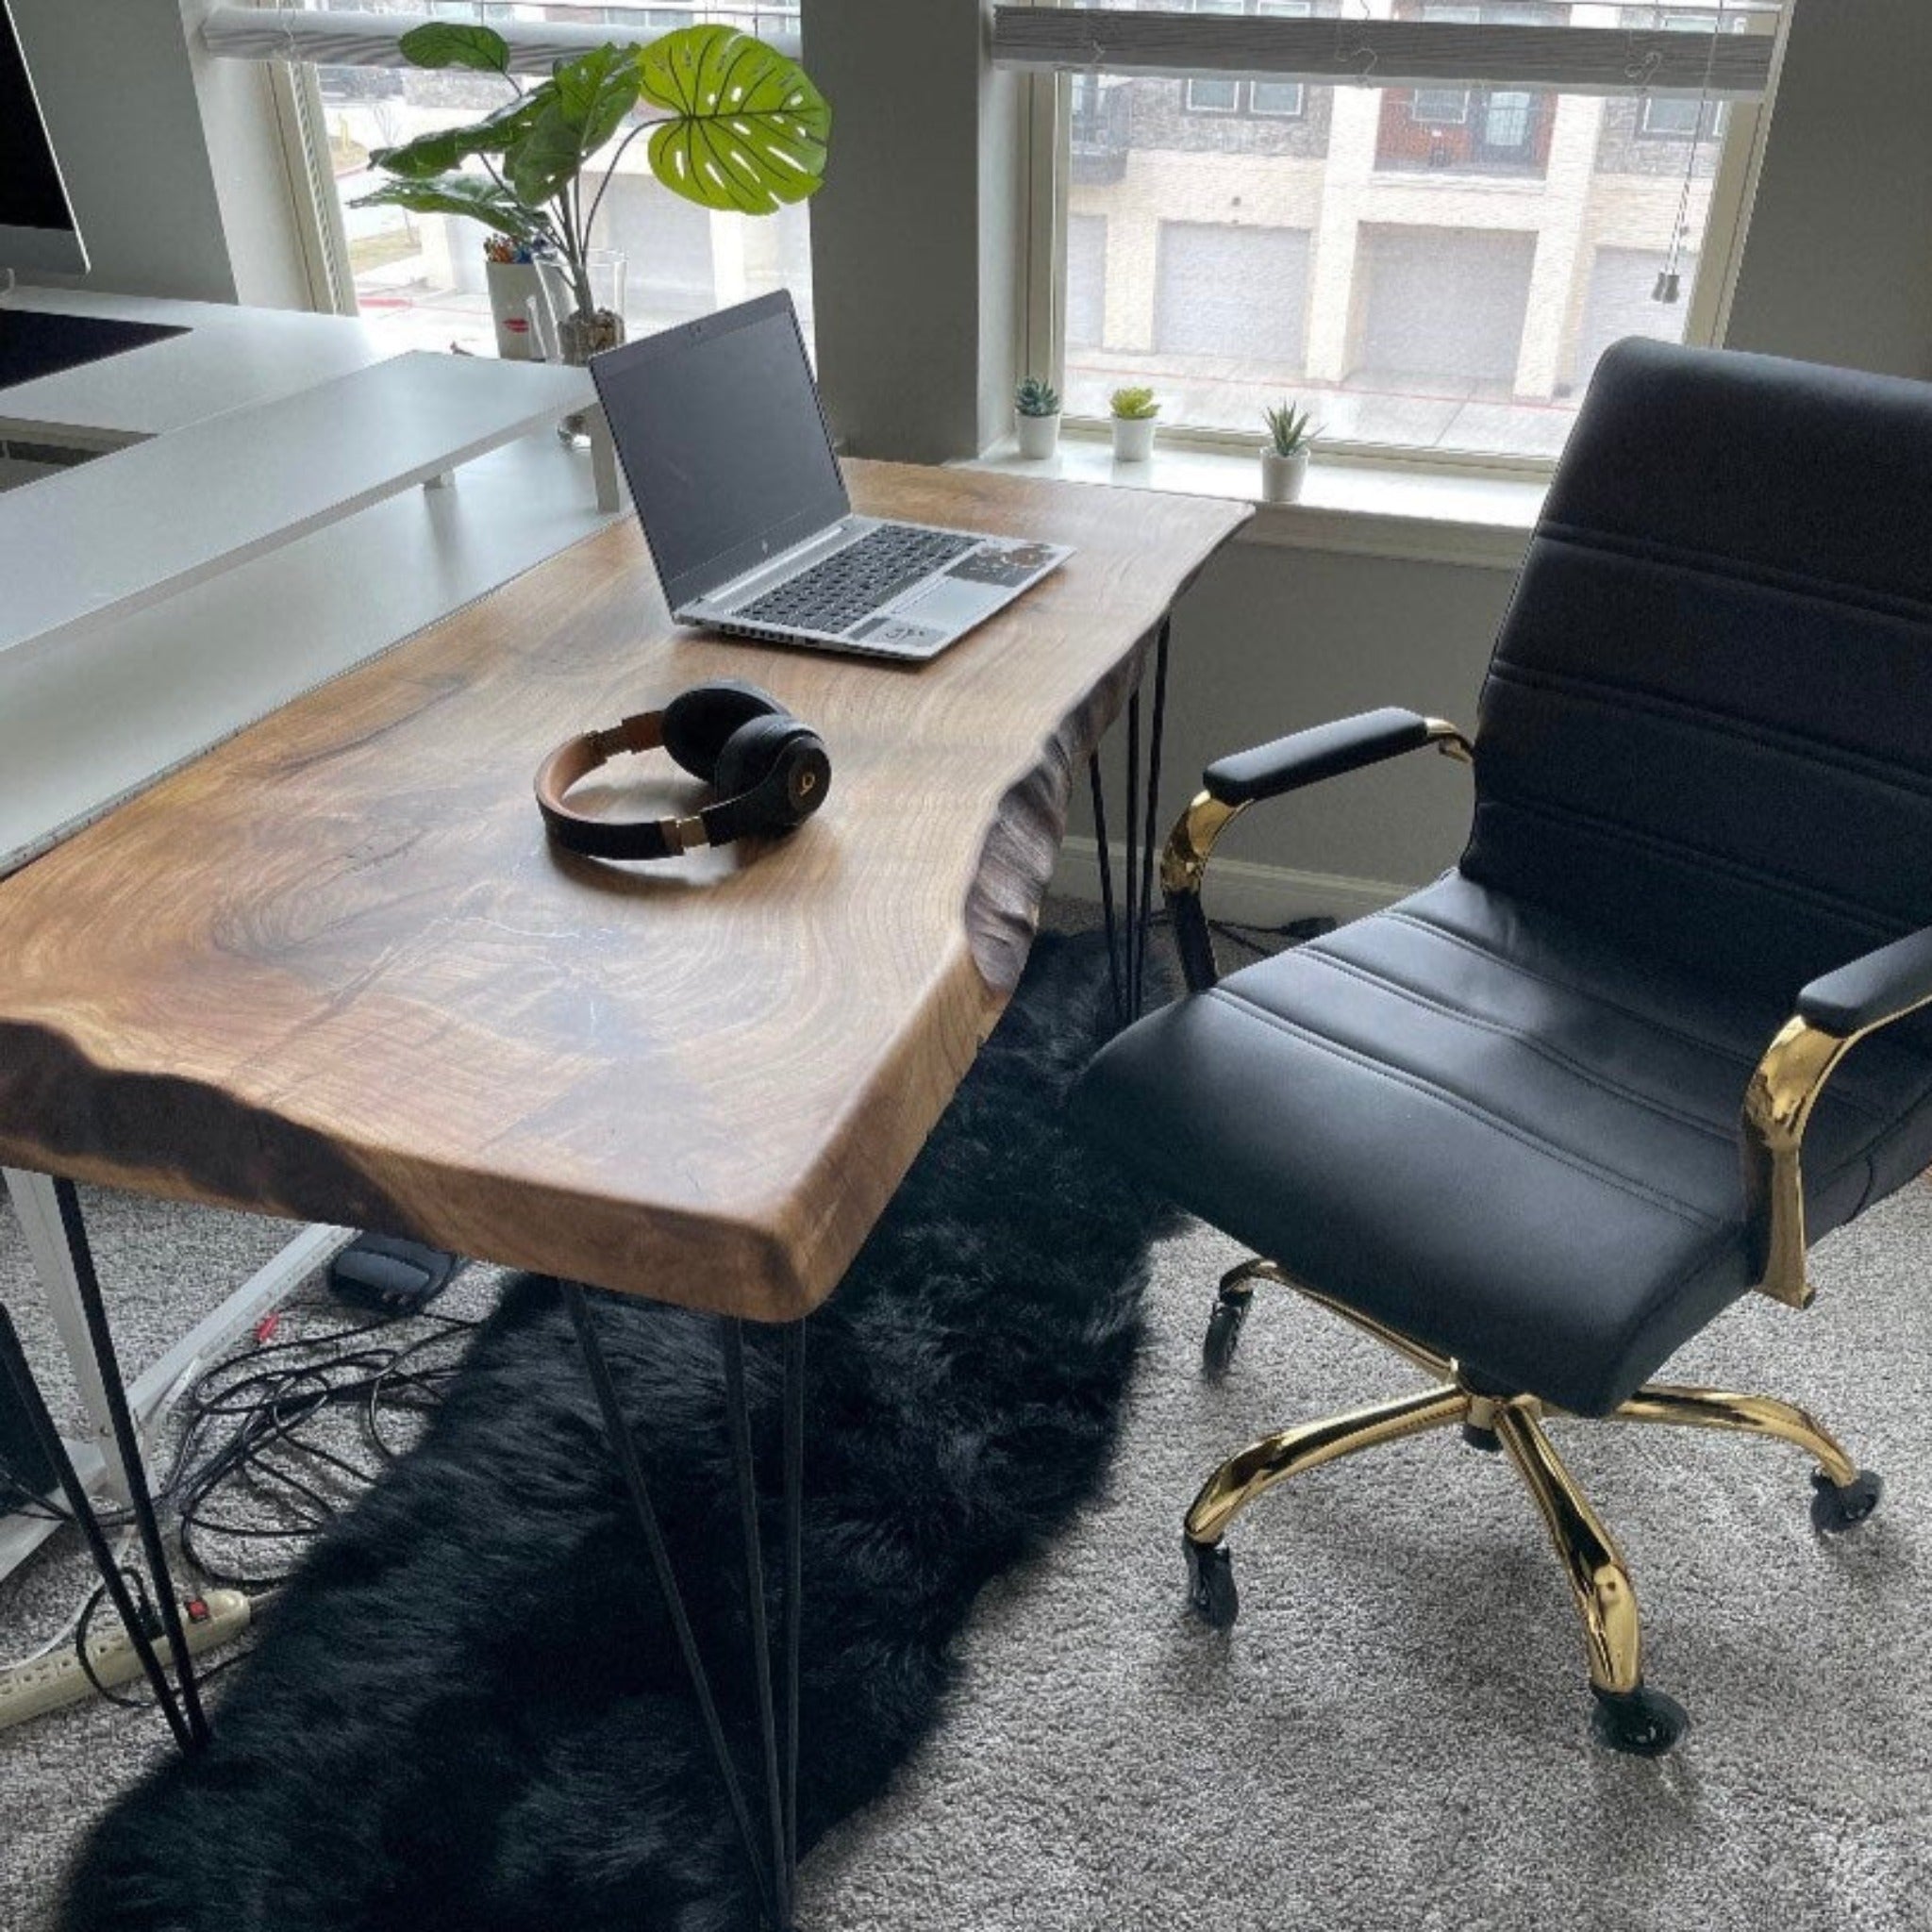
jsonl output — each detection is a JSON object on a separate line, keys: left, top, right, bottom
{"left": 199, "top": 7, "right": 802, "bottom": 73}
{"left": 989, "top": 8, "right": 1778, "bottom": 99}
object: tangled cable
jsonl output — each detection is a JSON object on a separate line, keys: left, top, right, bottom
{"left": 158, "top": 1305, "right": 480, "bottom": 1590}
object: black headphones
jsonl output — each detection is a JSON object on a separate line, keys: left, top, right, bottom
{"left": 534, "top": 679, "right": 831, "bottom": 862}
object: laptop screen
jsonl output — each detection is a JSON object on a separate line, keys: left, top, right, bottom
{"left": 591, "top": 291, "right": 850, "bottom": 613}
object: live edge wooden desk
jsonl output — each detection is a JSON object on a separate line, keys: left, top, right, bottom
{"left": 0, "top": 460, "right": 1246, "bottom": 1925}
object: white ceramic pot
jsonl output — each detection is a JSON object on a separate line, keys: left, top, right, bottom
{"left": 1015, "top": 410, "right": 1062, "bottom": 459}
{"left": 1111, "top": 414, "right": 1158, "bottom": 463}
{"left": 1260, "top": 448, "right": 1310, "bottom": 505}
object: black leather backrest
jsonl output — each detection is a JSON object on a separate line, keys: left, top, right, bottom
{"left": 1462, "top": 339, "right": 1932, "bottom": 1016}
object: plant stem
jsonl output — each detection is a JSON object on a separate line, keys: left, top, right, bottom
{"left": 583, "top": 115, "right": 658, "bottom": 242}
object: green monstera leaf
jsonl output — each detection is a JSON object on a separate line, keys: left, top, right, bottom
{"left": 370, "top": 94, "right": 541, "bottom": 182}
{"left": 635, "top": 25, "right": 830, "bottom": 214}
{"left": 506, "top": 45, "right": 641, "bottom": 206}
{"left": 350, "top": 174, "right": 542, "bottom": 241}
{"left": 396, "top": 22, "right": 512, "bottom": 75}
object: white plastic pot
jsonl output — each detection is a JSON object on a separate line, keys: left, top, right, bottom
{"left": 1015, "top": 410, "right": 1062, "bottom": 459}
{"left": 1260, "top": 448, "right": 1310, "bottom": 505}
{"left": 1111, "top": 415, "right": 1158, "bottom": 462}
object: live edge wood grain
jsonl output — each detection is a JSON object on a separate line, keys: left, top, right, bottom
{"left": 0, "top": 463, "right": 1247, "bottom": 1319}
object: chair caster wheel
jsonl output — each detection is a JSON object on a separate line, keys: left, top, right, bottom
{"left": 1184, "top": 1538, "right": 1239, "bottom": 1629}
{"left": 1811, "top": 1468, "right": 1883, "bottom": 1534}
{"left": 1460, "top": 1424, "right": 1502, "bottom": 1453}
{"left": 1590, "top": 1682, "right": 1689, "bottom": 1757}
{"left": 1202, "top": 1293, "right": 1250, "bottom": 1379}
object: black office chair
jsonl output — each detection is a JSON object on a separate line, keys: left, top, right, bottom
{"left": 1073, "top": 340, "right": 1932, "bottom": 1755}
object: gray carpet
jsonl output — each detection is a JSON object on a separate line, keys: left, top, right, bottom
{"left": 4, "top": 1175, "right": 1929, "bottom": 1930}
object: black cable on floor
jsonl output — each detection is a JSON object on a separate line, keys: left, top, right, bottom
{"left": 4, "top": 1300, "right": 483, "bottom": 1715}
{"left": 158, "top": 1307, "right": 481, "bottom": 1591}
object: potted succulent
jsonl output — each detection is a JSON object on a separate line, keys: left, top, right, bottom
{"left": 1108, "top": 386, "right": 1160, "bottom": 462}
{"left": 1260, "top": 400, "right": 1322, "bottom": 505}
{"left": 1014, "top": 376, "right": 1062, "bottom": 459}
{"left": 353, "top": 20, "right": 830, "bottom": 377}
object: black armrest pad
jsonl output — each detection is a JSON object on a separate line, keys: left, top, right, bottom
{"left": 1203, "top": 708, "right": 1434, "bottom": 807}
{"left": 1798, "top": 925, "right": 1932, "bottom": 1036}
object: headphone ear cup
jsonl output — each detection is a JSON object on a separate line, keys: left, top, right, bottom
{"left": 712, "top": 712, "right": 805, "bottom": 807}
{"left": 660, "top": 679, "right": 786, "bottom": 783}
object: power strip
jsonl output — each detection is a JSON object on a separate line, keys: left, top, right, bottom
{"left": 0, "top": 1589, "right": 251, "bottom": 1732}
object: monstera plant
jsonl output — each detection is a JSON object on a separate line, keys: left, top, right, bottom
{"left": 353, "top": 21, "right": 830, "bottom": 359}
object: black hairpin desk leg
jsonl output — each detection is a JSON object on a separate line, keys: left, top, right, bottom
{"left": 1091, "top": 617, "right": 1173, "bottom": 1023}
{"left": 0, "top": 1301, "right": 195, "bottom": 1752}
{"left": 566, "top": 1287, "right": 808, "bottom": 1931}
{"left": 0, "top": 1181, "right": 211, "bottom": 1751}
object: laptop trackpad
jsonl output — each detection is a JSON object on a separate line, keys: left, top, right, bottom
{"left": 878, "top": 577, "right": 1001, "bottom": 634}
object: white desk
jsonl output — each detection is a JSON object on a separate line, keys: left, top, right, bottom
{"left": 2, "top": 351, "right": 593, "bottom": 674}
{"left": 0, "top": 287, "right": 391, "bottom": 449}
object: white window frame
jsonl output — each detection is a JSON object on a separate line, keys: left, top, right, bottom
{"left": 1183, "top": 75, "right": 1242, "bottom": 114}
{"left": 1409, "top": 89, "right": 1473, "bottom": 125}
{"left": 1013, "top": 2, "right": 1788, "bottom": 476}
{"left": 1248, "top": 77, "right": 1307, "bottom": 119}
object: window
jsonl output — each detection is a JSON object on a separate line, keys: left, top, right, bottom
{"left": 284, "top": 1, "right": 815, "bottom": 357}
{"left": 1007, "top": 0, "right": 1781, "bottom": 463}
{"left": 1410, "top": 90, "right": 1472, "bottom": 125}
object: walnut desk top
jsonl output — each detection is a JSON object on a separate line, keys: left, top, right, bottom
{"left": 0, "top": 462, "right": 1247, "bottom": 1319}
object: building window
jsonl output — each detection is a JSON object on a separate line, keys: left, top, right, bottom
{"left": 1032, "top": 2, "right": 1777, "bottom": 464}
{"left": 1183, "top": 76, "right": 1241, "bottom": 114}
{"left": 1409, "top": 90, "right": 1472, "bottom": 125}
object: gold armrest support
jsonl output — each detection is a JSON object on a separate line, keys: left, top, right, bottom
{"left": 1159, "top": 717, "right": 1472, "bottom": 991}
{"left": 1742, "top": 988, "right": 1932, "bottom": 1309}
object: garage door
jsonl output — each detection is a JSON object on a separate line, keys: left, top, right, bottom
{"left": 1354, "top": 225, "right": 1537, "bottom": 390}
{"left": 1153, "top": 223, "right": 1311, "bottom": 365}
{"left": 1573, "top": 246, "right": 1698, "bottom": 392}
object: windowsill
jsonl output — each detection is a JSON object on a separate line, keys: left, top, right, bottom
{"left": 960, "top": 429, "right": 1542, "bottom": 569}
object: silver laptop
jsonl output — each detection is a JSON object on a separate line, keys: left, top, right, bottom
{"left": 589, "top": 291, "right": 1070, "bottom": 663}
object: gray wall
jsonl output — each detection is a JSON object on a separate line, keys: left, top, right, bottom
{"left": 1727, "top": 0, "right": 1932, "bottom": 382}
{"left": 808, "top": 0, "right": 995, "bottom": 462}
{"left": 1141, "top": 541, "right": 1516, "bottom": 891}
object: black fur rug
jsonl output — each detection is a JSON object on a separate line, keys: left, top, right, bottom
{"left": 65, "top": 934, "right": 1169, "bottom": 1932}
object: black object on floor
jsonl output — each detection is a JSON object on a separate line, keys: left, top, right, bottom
{"left": 325, "top": 1233, "right": 461, "bottom": 1316}
{"left": 0, "top": 1356, "right": 58, "bottom": 1514}
{"left": 0, "top": 309, "right": 187, "bottom": 391}
{"left": 65, "top": 932, "right": 1172, "bottom": 1932}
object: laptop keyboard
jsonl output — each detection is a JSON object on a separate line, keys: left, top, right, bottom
{"left": 738, "top": 525, "right": 976, "bottom": 634}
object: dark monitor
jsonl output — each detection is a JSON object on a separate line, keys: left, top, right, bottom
{"left": 0, "top": 0, "right": 87, "bottom": 276}
{"left": 589, "top": 291, "right": 848, "bottom": 611}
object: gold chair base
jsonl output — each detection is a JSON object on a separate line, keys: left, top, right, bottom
{"left": 1185, "top": 1259, "right": 1876, "bottom": 1744}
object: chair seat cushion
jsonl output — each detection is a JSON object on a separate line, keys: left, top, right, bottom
{"left": 1073, "top": 872, "right": 1932, "bottom": 1414}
